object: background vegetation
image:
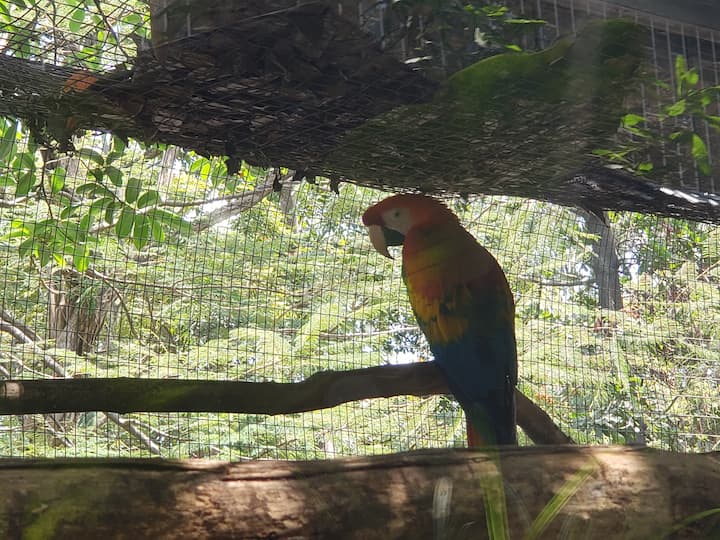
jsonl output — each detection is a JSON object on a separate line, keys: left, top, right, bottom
{"left": 0, "top": 0, "right": 718, "bottom": 459}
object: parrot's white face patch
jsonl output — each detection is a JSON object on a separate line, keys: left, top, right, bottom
{"left": 366, "top": 225, "right": 392, "bottom": 259}
{"left": 381, "top": 207, "right": 412, "bottom": 234}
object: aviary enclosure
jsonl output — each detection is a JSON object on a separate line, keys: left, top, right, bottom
{"left": 0, "top": 0, "right": 719, "bottom": 537}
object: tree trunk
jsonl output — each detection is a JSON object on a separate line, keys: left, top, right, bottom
{"left": 0, "top": 447, "right": 718, "bottom": 539}
{"left": 47, "top": 269, "right": 118, "bottom": 355}
{"left": 583, "top": 210, "right": 623, "bottom": 310}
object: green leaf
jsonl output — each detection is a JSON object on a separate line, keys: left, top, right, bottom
{"left": 105, "top": 201, "right": 118, "bottom": 224}
{"left": 15, "top": 171, "right": 35, "bottom": 196}
{"left": 57, "top": 222, "right": 78, "bottom": 244}
{"left": 506, "top": 18, "right": 546, "bottom": 25}
{"left": 123, "top": 12, "right": 142, "bottom": 26}
{"left": 137, "top": 189, "right": 160, "bottom": 209}
{"left": 5, "top": 219, "right": 33, "bottom": 239}
{"left": 0, "top": 119, "right": 18, "bottom": 160}
{"left": 18, "top": 237, "right": 36, "bottom": 258}
{"left": 105, "top": 166, "right": 123, "bottom": 186}
{"left": 112, "top": 135, "right": 127, "bottom": 155}
{"left": 660, "top": 508, "right": 720, "bottom": 539}
{"left": 89, "top": 167, "right": 103, "bottom": 182}
{"left": 125, "top": 177, "right": 142, "bottom": 204}
{"left": 89, "top": 196, "right": 114, "bottom": 216}
{"left": 666, "top": 99, "right": 686, "bottom": 117}
{"left": 150, "top": 217, "right": 165, "bottom": 243}
{"left": 68, "top": 7, "right": 86, "bottom": 32}
{"left": 76, "top": 182, "right": 100, "bottom": 197}
{"left": 706, "top": 115, "right": 720, "bottom": 131}
{"left": 115, "top": 206, "right": 135, "bottom": 238}
{"left": 691, "top": 134, "right": 711, "bottom": 175}
{"left": 51, "top": 166, "right": 66, "bottom": 194}
{"left": 60, "top": 203, "right": 81, "bottom": 219}
{"left": 73, "top": 246, "right": 90, "bottom": 272}
{"left": 147, "top": 208, "right": 193, "bottom": 236}
{"left": 13, "top": 151, "right": 35, "bottom": 171}
{"left": 669, "top": 130, "right": 693, "bottom": 144}
{"left": 78, "top": 213, "right": 93, "bottom": 241}
{"left": 37, "top": 244, "right": 52, "bottom": 267}
{"left": 78, "top": 147, "right": 104, "bottom": 166}
{"left": 525, "top": 462, "right": 596, "bottom": 540}
{"left": 622, "top": 113, "right": 645, "bottom": 127}
{"left": 132, "top": 214, "right": 151, "bottom": 250}
{"left": 674, "top": 55, "right": 688, "bottom": 93}
{"left": 189, "top": 157, "right": 209, "bottom": 173}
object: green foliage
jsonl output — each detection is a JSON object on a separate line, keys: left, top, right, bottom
{"left": 600, "top": 54, "right": 720, "bottom": 177}
{"left": 0, "top": 0, "right": 717, "bottom": 466}
{"left": 389, "top": 0, "right": 545, "bottom": 70}
{"left": 1, "top": 124, "right": 192, "bottom": 270}
{"left": 0, "top": 0, "right": 148, "bottom": 65}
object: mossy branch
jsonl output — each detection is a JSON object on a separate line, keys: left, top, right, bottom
{"left": 0, "top": 362, "right": 572, "bottom": 445}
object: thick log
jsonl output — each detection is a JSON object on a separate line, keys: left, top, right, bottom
{"left": 0, "top": 362, "right": 573, "bottom": 445}
{"left": 1, "top": 447, "right": 719, "bottom": 538}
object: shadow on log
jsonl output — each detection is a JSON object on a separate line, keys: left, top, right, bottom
{"left": 0, "top": 362, "right": 572, "bottom": 445}
{"left": 1, "top": 447, "right": 719, "bottom": 538}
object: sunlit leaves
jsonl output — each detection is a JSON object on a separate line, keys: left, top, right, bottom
{"left": 132, "top": 213, "right": 150, "bottom": 250}
{"left": 115, "top": 206, "right": 135, "bottom": 238}
{"left": 603, "top": 54, "right": 720, "bottom": 178}
{"left": 15, "top": 171, "right": 35, "bottom": 196}
{"left": 124, "top": 177, "right": 141, "bottom": 204}
{"left": 68, "top": 6, "right": 85, "bottom": 32}
{"left": 136, "top": 189, "right": 160, "bottom": 209}
{"left": 189, "top": 156, "right": 228, "bottom": 188}
{"left": 50, "top": 166, "right": 66, "bottom": 193}
{"left": 0, "top": 118, "right": 19, "bottom": 161}
{"left": 147, "top": 208, "right": 193, "bottom": 237}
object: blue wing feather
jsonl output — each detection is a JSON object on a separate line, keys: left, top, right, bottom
{"left": 411, "top": 278, "right": 518, "bottom": 446}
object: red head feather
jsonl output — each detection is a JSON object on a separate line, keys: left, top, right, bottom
{"left": 362, "top": 194, "right": 459, "bottom": 229}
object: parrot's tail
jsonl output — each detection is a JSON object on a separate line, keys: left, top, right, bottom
{"left": 465, "top": 398, "right": 517, "bottom": 448}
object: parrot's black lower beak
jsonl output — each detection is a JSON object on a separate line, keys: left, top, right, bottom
{"left": 366, "top": 225, "right": 405, "bottom": 259}
{"left": 383, "top": 227, "right": 405, "bottom": 247}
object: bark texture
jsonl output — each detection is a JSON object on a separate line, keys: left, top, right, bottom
{"left": 1, "top": 447, "right": 719, "bottom": 539}
{"left": 0, "top": 362, "right": 573, "bottom": 446}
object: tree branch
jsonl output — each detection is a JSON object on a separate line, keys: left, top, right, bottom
{"left": 0, "top": 362, "right": 573, "bottom": 445}
{"left": 191, "top": 172, "right": 283, "bottom": 232}
{"left": 0, "top": 311, "right": 161, "bottom": 454}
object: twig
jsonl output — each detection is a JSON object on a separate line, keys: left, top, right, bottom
{"left": 192, "top": 173, "right": 280, "bottom": 232}
{"left": 105, "top": 411, "right": 161, "bottom": 455}
{"left": 1, "top": 308, "right": 40, "bottom": 342}
{"left": 91, "top": 0, "right": 131, "bottom": 59}
{"left": 0, "top": 318, "right": 65, "bottom": 377}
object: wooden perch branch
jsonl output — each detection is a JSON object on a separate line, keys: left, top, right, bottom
{"left": 0, "top": 362, "right": 572, "bottom": 445}
{"left": 1, "top": 447, "right": 719, "bottom": 538}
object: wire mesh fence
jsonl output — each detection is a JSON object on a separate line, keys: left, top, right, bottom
{"left": 0, "top": 1, "right": 719, "bottom": 459}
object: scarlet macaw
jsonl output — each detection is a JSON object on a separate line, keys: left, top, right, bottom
{"left": 363, "top": 194, "right": 517, "bottom": 446}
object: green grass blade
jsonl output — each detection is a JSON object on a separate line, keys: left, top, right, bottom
{"left": 524, "top": 461, "right": 597, "bottom": 540}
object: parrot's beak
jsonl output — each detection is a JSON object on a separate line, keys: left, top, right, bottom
{"left": 366, "top": 225, "right": 405, "bottom": 259}
{"left": 367, "top": 225, "right": 392, "bottom": 259}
